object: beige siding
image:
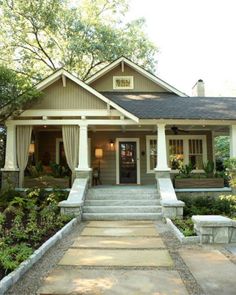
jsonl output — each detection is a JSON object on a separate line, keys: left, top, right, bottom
{"left": 90, "top": 64, "right": 169, "bottom": 93}
{"left": 89, "top": 131, "right": 155, "bottom": 185}
{"left": 35, "top": 130, "right": 213, "bottom": 185}
{"left": 32, "top": 79, "right": 106, "bottom": 109}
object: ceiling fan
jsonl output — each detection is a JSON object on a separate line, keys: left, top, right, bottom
{"left": 171, "top": 125, "right": 189, "bottom": 135}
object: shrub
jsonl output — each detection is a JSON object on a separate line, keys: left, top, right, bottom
{"left": 179, "top": 195, "right": 236, "bottom": 218}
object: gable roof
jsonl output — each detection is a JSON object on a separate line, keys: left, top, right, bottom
{"left": 85, "top": 56, "right": 188, "bottom": 97}
{"left": 102, "top": 92, "right": 236, "bottom": 120}
{"left": 35, "top": 68, "right": 139, "bottom": 122}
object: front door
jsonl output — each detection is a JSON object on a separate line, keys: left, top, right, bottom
{"left": 119, "top": 141, "right": 137, "bottom": 184}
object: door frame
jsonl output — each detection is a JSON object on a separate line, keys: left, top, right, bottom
{"left": 116, "top": 138, "right": 140, "bottom": 185}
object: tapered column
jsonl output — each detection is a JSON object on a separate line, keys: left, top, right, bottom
{"left": 4, "top": 123, "right": 18, "bottom": 170}
{"left": 230, "top": 125, "right": 236, "bottom": 158}
{"left": 155, "top": 123, "right": 170, "bottom": 172}
{"left": 75, "top": 124, "right": 91, "bottom": 179}
{"left": 1, "top": 122, "right": 19, "bottom": 189}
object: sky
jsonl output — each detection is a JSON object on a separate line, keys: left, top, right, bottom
{"left": 126, "top": 0, "right": 236, "bottom": 96}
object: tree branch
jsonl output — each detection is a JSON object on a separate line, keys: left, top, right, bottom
{"left": 33, "top": 29, "right": 57, "bottom": 70}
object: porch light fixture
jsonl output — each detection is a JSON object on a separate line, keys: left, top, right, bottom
{"left": 109, "top": 140, "right": 115, "bottom": 150}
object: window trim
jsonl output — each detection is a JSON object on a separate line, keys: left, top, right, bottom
{"left": 113, "top": 76, "right": 134, "bottom": 89}
{"left": 146, "top": 135, "right": 207, "bottom": 173}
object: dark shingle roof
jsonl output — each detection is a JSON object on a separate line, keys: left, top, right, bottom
{"left": 102, "top": 92, "right": 236, "bottom": 120}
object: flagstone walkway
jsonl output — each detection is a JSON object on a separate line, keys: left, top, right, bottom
{"left": 37, "top": 221, "right": 189, "bottom": 295}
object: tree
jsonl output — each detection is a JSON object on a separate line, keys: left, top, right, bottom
{"left": 214, "top": 136, "right": 230, "bottom": 161}
{"left": 0, "top": 66, "right": 41, "bottom": 122}
{"left": 0, "top": 0, "right": 158, "bottom": 82}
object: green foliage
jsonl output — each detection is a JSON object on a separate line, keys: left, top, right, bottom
{"left": 27, "top": 162, "right": 44, "bottom": 177}
{"left": 215, "top": 136, "right": 230, "bottom": 161}
{"left": 0, "top": 243, "right": 33, "bottom": 273}
{"left": 172, "top": 218, "right": 196, "bottom": 237}
{"left": 179, "top": 195, "right": 236, "bottom": 218}
{"left": 0, "top": 187, "right": 72, "bottom": 277}
{"left": 177, "top": 164, "right": 193, "bottom": 178}
{"left": 0, "top": 66, "right": 41, "bottom": 122}
{"left": 49, "top": 162, "right": 70, "bottom": 178}
{"left": 203, "top": 160, "right": 215, "bottom": 178}
{"left": 0, "top": 0, "right": 158, "bottom": 81}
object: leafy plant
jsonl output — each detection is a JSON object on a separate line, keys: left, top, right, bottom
{"left": 203, "top": 160, "right": 215, "bottom": 178}
{"left": 178, "top": 164, "right": 193, "bottom": 178}
{"left": 172, "top": 218, "right": 196, "bottom": 237}
{"left": 49, "top": 162, "right": 69, "bottom": 178}
{"left": 26, "top": 162, "right": 44, "bottom": 178}
{"left": 0, "top": 243, "right": 33, "bottom": 273}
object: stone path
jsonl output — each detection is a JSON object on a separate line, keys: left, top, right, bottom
{"left": 37, "top": 221, "right": 188, "bottom": 295}
{"left": 179, "top": 249, "right": 236, "bottom": 295}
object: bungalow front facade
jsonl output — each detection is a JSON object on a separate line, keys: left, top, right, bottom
{"left": 2, "top": 56, "right": 236, "bottom": 190}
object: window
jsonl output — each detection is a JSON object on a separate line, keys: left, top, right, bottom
{"left": 189, "top": 139, "right": 203, "bottom": 169}
{"left": 146, "top": 135, "right": 207, "bottom": 173}
{"left": 113, "top": 76, "right": 134, "bottom": 89}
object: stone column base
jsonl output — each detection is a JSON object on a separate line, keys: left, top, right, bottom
{"left": 60, "top": 204, "right": 82, "bottom": 219}
{"left": 161, "top": 200, "right": 185, "bottom": 219}
{"left": 155, "top": 170, "right": 171, "bottom": 179}
{"left": 1, "top": 170, "right": 19, "bottom": 189}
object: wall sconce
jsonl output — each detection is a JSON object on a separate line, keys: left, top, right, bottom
{"left": 109, "top": 140, "right": 115, "bottom": 151}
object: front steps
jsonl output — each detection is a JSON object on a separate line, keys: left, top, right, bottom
{"left": 82, "top": 186, "right": 162, "bottom": 220}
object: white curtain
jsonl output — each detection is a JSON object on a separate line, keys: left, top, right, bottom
{"left": 62, "top": 125, "right": 79, "bottom": 182}
{"left": 16, "top": 126, "right": 32, "bottom": 187}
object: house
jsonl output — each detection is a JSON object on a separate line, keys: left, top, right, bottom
{"left": 1, "top": 56, "right": 236, "bottom": 217}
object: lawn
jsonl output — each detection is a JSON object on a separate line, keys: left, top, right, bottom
{"left": 0, "top": 188, "right": 71, "bottom": 280}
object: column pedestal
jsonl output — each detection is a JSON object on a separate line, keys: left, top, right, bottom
{"left": 1, "top": 169, "right": 19, "bottom": 189}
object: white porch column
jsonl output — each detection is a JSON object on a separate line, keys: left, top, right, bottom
{"left": 77, "top": 124, "right": 91, "bottom": 171}
{"left": 230, "top": 125, "right": 236, "bottom": 158}
{"left": 155, "top": 123, "right": 170, "bottom": 171}
{"left": 4, "top": 122, "right": 18, "bottom": 170}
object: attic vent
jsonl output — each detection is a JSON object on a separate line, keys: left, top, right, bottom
{"left": 113, "top": 76, "right": 134, "bottom": 89}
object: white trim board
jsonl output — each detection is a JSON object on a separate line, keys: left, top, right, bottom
{"left": 35, "top": 68, "right": 139, "bottom": 122}
{"left": 115, "top": 138, "right": 141, "bottom": 185}
{"left": 85, "top": 56, "right": 187, "bottom": 97}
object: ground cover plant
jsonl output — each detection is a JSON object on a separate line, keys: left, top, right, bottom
{"left": 0, "top": 188, "right": 71, "bottom": 280}
{"left": 173, "top": 195, "right": 236, "bottom": 236}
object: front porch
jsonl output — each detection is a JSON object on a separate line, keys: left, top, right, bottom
{"left": 1, "top": 121, "right": 235, "bottom": 189}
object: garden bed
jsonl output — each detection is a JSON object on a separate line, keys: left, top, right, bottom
{"left": 166, "top": 218, "right": 200, "bottom": 244}
{"left": 167, "top": 194, "right": 236, "bottom": 243}
{"left": 0, "top": 188, "right": 71, "bottom": 281}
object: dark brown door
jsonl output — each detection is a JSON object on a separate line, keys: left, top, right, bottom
{"left": 119, "top": 142, "right": 137, "bottom": 184}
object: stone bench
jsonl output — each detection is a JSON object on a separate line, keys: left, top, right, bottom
{"left": 192, "top": 215, "right": 236, "bottom": 244}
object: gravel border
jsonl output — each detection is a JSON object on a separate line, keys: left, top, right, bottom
{"left": 155, "top": 221, "right": 205, "bottom": 295}
{"left": 166, "top": 218, "right": 200, "bottom": 245}
{"left": 4, "top": 221, "right": 86, "bottom": 295}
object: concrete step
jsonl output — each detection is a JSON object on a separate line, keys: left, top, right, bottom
{"left": 83, "top": 205, "right": 162, "bottom": 214}
{"left": 84, "top": 199, "right": 161, "bottom": 206}
{"left": 82, "top": 212, "right": 163, "bottom": 220}
{"left": 86, "top": 193, "right": 159, "bottom": 200}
